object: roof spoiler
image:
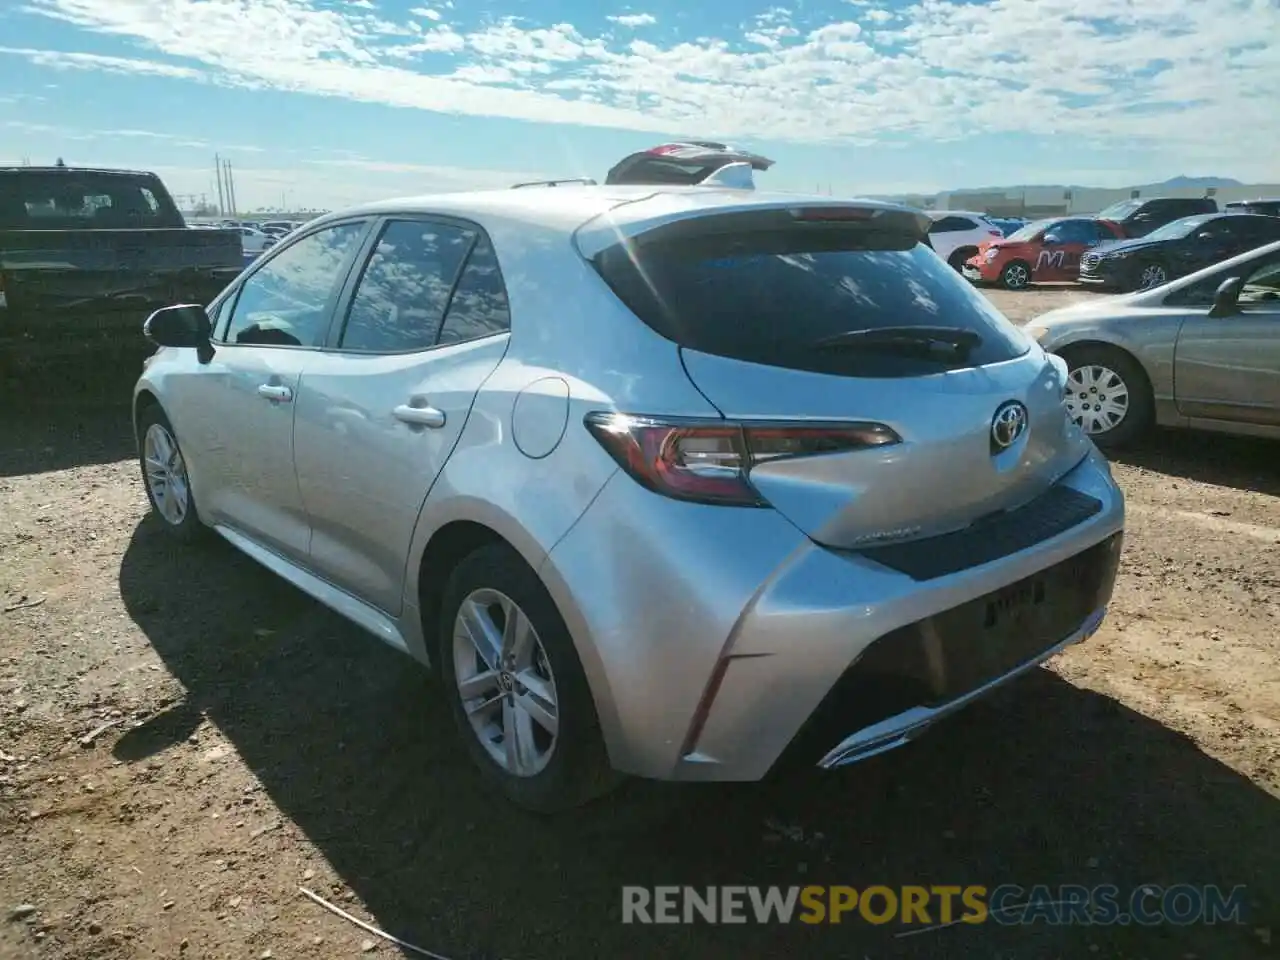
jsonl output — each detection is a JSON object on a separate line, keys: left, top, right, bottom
{"left": 510, "top": 177, "right": 598, "bottom": 189}
{"left": 511, "top": 165, "right": 759, "bottom": 192}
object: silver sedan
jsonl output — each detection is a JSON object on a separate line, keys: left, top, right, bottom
{"left": 134, "top": 186, "right": 1125, "bottom": 811}
{"left": 1025, "top": 239, "right": 1280, "bottom": 448}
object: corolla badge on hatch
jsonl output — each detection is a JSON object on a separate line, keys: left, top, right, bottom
{"left": 990, "top": 400, "right": 1029, "bottom": 453}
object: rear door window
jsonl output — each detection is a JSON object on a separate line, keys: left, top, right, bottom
{"left": 437, "top": 236, "right": 511, "bottom": 346}
{"left": 593, "top": 224, "right": 1029, "bottom": 377}
{"left": 1044, "top": 219, "right": 1100, "bottom": 244}
{"left": 337, "top": 219, "right": 475, "bottom": 353}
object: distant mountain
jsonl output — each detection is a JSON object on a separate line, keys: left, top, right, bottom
{"left": 1158, "top": 175, "right": 1242, "bottom": 188}
{"left": 930, "top": 175, "right": 1245, "bottom": 195}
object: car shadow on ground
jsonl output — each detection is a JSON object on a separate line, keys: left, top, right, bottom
{"left": 0, "top": 403, "right": 135, "bottom": 478}
{"left": 1109, "top": 429, "right": 1280, "bottom": 498}
{"left": 116, "top": 522, "right": 1278, "bottom": 959}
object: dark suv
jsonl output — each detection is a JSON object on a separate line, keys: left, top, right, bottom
{"left": 1225, "top": 199, "right": 1280, "bottom": 218}
{"left": 1096, "top": 196, "right": 1218, "bottom": 238}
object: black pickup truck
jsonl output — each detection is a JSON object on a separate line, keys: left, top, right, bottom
{"left": 1, "top": 165, "right": 243, "bottom": 379}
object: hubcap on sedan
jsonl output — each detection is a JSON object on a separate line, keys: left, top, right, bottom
{"left": 143, "top": 423, "right": 190, "bottom": 526}
{"left": 1065, "top": 364, "right": 1130, "bottom": 436}
{"left": 453, "top": 588, "right": 559, "bottom": 777}
{"left": 1137, "top": 263, "right": 1168, "bottom": 290}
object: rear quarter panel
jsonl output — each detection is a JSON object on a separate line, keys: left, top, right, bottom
{"left": 400, "top": 219, "right": 723, "bottom": 691}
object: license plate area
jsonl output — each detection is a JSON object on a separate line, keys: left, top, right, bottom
{"left": 782, "top": 534, "right": 1122, "bottom": 766}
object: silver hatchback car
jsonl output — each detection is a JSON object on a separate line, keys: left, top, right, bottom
{"left": 135, "top": 187, "right": 1125, "bottom": 812}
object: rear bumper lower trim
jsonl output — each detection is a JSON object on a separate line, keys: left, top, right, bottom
{"left": 816, "top": 605, "right": 1107, "bottom": 769}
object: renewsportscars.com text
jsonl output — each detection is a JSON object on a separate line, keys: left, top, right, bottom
{"left": 621, "top": 884, "right": 1248, "bottom": 927}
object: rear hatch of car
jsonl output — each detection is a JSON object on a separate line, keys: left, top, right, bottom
{"left": 585, "top": 201, "right": 1092, "bottom": 550}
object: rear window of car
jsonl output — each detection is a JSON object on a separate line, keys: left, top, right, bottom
{"left": 1166, "top": 198, "right": 1217, "bottom": 213}
{"left": 0, "top": 171, "right": 184, "bottom": 229}
{"left": 592, "top": 223, "right": 1030, "bottom": 377}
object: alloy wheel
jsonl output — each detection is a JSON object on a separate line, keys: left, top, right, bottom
{"left": 1137, "top": 263, "right": 1168, "bottom": 290}
{"left": 1004, "top": 263, "right": 1030, "bottom": 289}
{"left": 1065, "top": 364, "right": 1130, "bottom": 436}
{"left": 143, "top": 423, "right": 190, "bottom": 526}
{"left": 452, "top": 588, "right": 559, "bottom": 777}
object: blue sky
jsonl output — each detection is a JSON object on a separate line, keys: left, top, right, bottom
{"left": 1, "top": 0, "right": 1276, "bottom": 210}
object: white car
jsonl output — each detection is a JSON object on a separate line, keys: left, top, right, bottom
{"left": 927, "top": 211, "right": 1004, "bottom": 271}
{"left": 236, "top": 227, "right": 277, "bottom": 256}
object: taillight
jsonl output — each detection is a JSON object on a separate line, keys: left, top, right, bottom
{"left": 583, "top": 412, "right": 900, "bottom": 506}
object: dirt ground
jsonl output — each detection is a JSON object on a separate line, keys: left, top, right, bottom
{"left": 1, "top": 286, "right": 1277, "bottom": 960}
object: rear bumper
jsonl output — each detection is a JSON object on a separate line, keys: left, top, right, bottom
{"left": 544, "top": 447, "right": 1125, "bottom": 782}
{"left": 817, "top": 604, "right": 1107, "bottom": 768}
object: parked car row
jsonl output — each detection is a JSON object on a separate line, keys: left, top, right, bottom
{"left": 963, "top": 207, "right": 1280, "bottom": 292}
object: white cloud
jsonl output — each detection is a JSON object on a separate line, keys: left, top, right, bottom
{"left": 0, "top": 44, "right": 203, "bottom": 79}
{"left": 8, "top": 0, "right": 1280, "bottom": 176}
{"left": 2, "top": 118, "right": 266, "bottom": 152}
{"left": 607, "top": 13, "right": 657, "bottom": 27}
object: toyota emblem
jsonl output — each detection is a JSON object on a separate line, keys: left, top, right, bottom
{"left": 990, "top": 400, "right": 1029, "bottom": 453}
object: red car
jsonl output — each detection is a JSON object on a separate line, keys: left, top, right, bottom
{"left": 962, "top": 216, "right": 1125, "bottom": 290}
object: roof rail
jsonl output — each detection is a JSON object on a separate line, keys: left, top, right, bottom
{"left": 510, "top": 177, "right": 598, "bottom": 189}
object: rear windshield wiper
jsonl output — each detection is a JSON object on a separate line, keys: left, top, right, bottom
{"left": 811, "top": 325, "right": 983, "bottom": 354}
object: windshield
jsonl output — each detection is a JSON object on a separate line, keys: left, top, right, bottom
{"left": 1097, "top": 199, "right": 1143, "bottom": 221}
{"left": 1005, "top": 219, "right": 1052, "bottom": 243}
{"left": 592, "top": 226, "right": 1028, "bottom": 378}
{"left": 1241, "top": 261, "right": 1280, "bottom": 303}
{"left": 1143, "top": 216, "right": 1211, "bottom": 242}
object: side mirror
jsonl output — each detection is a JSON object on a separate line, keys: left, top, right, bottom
{"left": 144, "top": 304, "right": 215, "bottom": 362}
{"left": 1208, "top": 276, "right": 1244, "bottom": 318}
{"left": 1042, "top": 234, "right": 1062, "bottom": 245}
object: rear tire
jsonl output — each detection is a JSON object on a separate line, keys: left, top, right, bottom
{"left": 437, "top": 543, "right": 622, "bottom": 813}
{"left": 999, "top": 260, "right": 1032, "bottom": 290}
{"left": 136, "top": 404, "right": 206, "bottom": 543}
{"left": 1059, "top": 344, "right": 1153, "bottom": 449}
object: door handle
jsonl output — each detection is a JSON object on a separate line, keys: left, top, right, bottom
{"left": 257, "top": 383, "right": 293, "bottom": 402}
{"left": 393, "top": 403, "right": 446, "bottom": 428}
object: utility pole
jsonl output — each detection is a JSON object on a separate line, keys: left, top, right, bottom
{"left": 214, "top": 154, "right": 226, "bottom": 215}
{"left": 225, "top": 159, "right": 237, "bottom": 217}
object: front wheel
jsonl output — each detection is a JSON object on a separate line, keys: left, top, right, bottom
{"left": 999, "top": 260, "right": 1032, "bottom": 290}
{"left": 1061, "top": 345, "right": 1153, "bottom": 449}
{"left": 437, "top": 543, "right": 621, "bottom": 813}
{"left": 137, "top": 404, "right": 205, "bottom": 542}
{"left": 1132, "top": 260, "right": 1170, "bottom": 292}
